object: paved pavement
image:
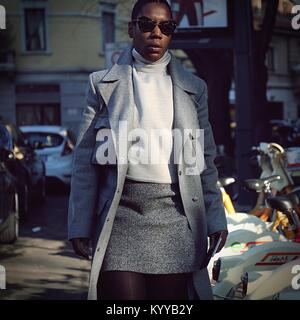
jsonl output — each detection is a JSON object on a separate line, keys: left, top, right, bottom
{"left": 0, "top": 185, "right": 90, "bottom": 300}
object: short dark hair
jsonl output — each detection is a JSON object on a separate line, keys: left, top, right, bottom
{"left": 131, "top": 0, "right": 173, "bottom": 20}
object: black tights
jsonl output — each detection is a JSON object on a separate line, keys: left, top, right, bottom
{"left": 97, "top": 271, "right": 192, "bottom": 300}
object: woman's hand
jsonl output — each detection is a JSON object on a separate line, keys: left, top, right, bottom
{"left": 71, "top": 238, "right": 91, "bottom": 260}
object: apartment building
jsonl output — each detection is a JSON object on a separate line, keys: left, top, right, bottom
{"left": 0, "top": 0, "right": 134, "bottom": 134}
{"left": 0, "top": 0, "right": 299, "bottom": 137}
{"left": 253, "top": 0, "right": 300, "bottom": 120}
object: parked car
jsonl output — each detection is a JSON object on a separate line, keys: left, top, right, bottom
{"left": 0, "top": 122, "right": 46, "bottom": 221}
{"left": 0, "top": 128, "right": 19, "bottom": 243}
{"left": 20, "top": 126, "right": 75, "bottom": 186}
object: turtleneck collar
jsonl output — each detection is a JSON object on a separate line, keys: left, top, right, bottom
{"left": 132, "top": 48, "right": 171, "bottom": 73}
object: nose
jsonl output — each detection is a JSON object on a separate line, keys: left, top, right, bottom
{"left": 150, "top": 23, "right": 162, "bottom": 38}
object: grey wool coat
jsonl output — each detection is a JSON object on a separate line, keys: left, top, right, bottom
{"left": 68, "top": 43, "right": 227, "bottom": 300}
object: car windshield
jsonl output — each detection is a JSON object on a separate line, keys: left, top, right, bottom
{"left": 23, "top": 132, "right": 64, "bottom": 149}
{"left": 0, "top": 125, "right": 12, "bottom": 150}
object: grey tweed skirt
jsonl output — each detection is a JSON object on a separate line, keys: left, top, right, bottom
{"left": 101, "top": 178, "right": 200, "bottom": 274}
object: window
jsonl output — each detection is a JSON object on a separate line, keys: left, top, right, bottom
{"left": 16, "top": 104, "right": 61, "bottom": 126}
{"left": 23, "top": 132, "right": 64, "bottom": 149}
{"left": 101, "top": 5, "right": 116, "bottom": 52}
{"left": 24, "top": 8, "right": 47, "bottom": 51}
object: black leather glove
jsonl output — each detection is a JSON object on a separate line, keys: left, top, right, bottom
{"left": 208, "top": 230, "right": 228, "bottom": 255}
{"left": 201, "top": 230, "right": 228, "bottom": 268}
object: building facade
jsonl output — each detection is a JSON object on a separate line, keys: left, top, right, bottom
{"left": 0, "top": 0, "right": 299, "bottom": 138}
{"left": 253, "top": 0, "right": 300, "bottom": 120}
{"left": 0, "top": 0, "right": 134, "bottom": 135}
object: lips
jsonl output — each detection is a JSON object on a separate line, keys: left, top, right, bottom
{"left": 147, "top": 43, "right": 162, "bottom": 49}
{"left": 147, "top": 44, "right": 162, "bottom": 53}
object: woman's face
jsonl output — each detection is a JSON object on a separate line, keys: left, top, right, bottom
{"left": 128, "top": 3, "right": 173, "bottom": 62}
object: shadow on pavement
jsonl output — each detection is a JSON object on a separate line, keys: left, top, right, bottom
{"left": 0, "top": 181, "right": 90, "bottom": 300}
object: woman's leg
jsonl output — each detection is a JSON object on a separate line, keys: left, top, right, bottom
{"left": 145, "top": 273, "right": 191, "bottom": 300}
{"left": 97, "top": 271, "right": 147, "bottom": 300}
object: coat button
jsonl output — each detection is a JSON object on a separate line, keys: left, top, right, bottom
{"left": 189, "top": 133, "right": 195, "bottom": 140}
{"left": 179, "top": 171, "right": 182, "bottom": 176}
{"left": 192, "top": 197, "right": 198, "bottom": 202}
{"left": 97, "top": 248, "right": 100, "bottom": 252}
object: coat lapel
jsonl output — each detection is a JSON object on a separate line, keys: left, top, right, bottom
{"left": 96, "top": 45, "right": 135, "bottom": 180}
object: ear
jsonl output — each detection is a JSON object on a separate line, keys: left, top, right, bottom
{"left": 128, "top": 22, "right": 134, "bottom": 38}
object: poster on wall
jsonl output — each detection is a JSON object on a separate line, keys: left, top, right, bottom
{"left": 168, "top": 0, "right": 229, "bottom": 30}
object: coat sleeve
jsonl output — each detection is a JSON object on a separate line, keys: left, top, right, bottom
{"left": 68, "top": 73, "right": 101, "bottom": 240}
{"left": 196, "top": 81, "right": 228, "bottom": 235}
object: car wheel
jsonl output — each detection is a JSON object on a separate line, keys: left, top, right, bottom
{"left": 0, "top": 193, "right": 19, "bottom": 244}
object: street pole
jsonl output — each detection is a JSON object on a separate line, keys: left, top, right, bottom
{"left": 234, "top": 0, "right": 256, "bottom": 208}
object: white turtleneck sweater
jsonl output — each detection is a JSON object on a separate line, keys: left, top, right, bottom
{"left": 126, "top": 48, "right": 178, "bottom": 184}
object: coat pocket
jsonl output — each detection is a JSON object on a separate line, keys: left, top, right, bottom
{"left": 96, "top": 193, "right": 111, "bottom": 216}
{"left": 96, "top": 193, "right": 112, "bottom": 234}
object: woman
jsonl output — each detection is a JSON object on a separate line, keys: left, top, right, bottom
{"left": 68, "top": 0, "right": 228, "bottom": 300}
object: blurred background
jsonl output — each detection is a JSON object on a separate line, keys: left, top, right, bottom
{"left": 0, "top": 0, "right": 299, "bottom": 146}
{"left": 0, "top": 0, "right": 299, "bottom": 300}
{"left": 0, "top": 0, "right": 299, "bottom": 177}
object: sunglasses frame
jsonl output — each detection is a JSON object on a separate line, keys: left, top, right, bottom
{"left": 132, "top": 16, "right": 177, "bottom": 36}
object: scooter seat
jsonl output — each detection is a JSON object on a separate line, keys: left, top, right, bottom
{"left": 266, "top": 193, "right": 299, "bottom": 212}
{"left": 218, "top": 177, "right": 236, "bottom": 188}
{"left": 243, "top": 175, "right": 281, "bottom": 192}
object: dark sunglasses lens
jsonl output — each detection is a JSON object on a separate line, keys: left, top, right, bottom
{"left": 138, "top": 20, "right": 155, "bottom": 32}
{"left": 160, "top": 21, "right": 177, "bottom": 36}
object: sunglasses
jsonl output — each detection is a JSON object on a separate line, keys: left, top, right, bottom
{"left": 132, "top": 16, "right": 177, "bottom": 36}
